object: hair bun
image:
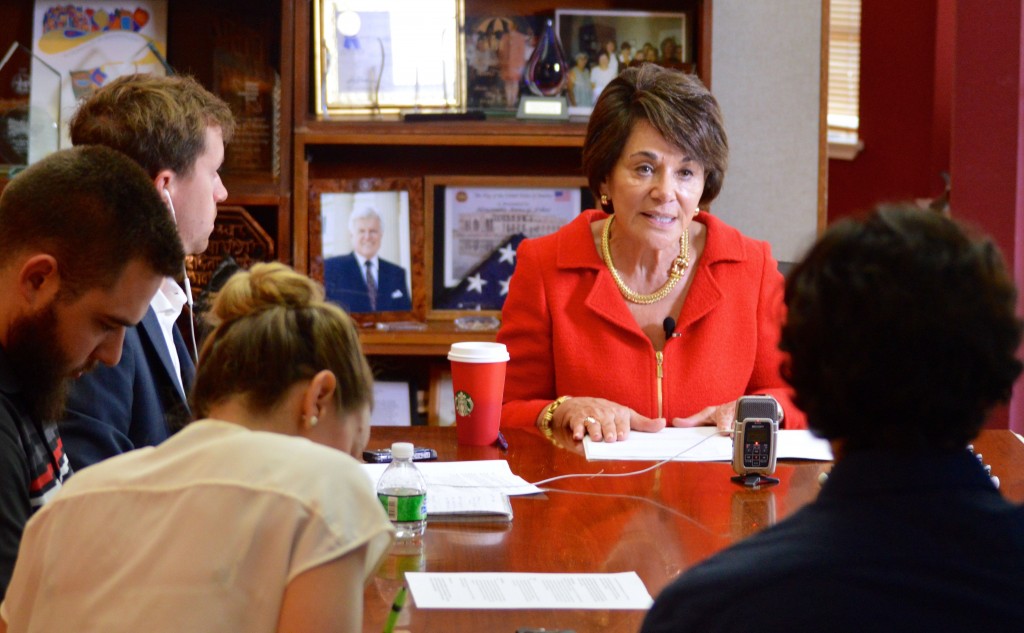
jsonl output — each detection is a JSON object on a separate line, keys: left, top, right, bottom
{"left": 210, "top": 262, "right": 325, "bottom": 326}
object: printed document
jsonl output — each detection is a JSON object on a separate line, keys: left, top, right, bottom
{"left": 584, "top": 427, "right": 833, "bottom": 462}
{"left": 362, "top": 459, "right": 540, "bottom": 495}
{"left": 405, "top": 572, "right": 653, "bottom": 610}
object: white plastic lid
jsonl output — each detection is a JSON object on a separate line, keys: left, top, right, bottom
{"left": 447, "top": 341, "right": 510, "bottom": 363}
{"left": 391, "top": 442, "right": 413, "bottom": 459}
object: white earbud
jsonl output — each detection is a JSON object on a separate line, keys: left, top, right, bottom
{"left": 163, "top": 188, "right": 176, "bottom": 221}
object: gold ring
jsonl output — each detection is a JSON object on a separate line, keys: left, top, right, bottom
{"left": 584, "top": 416, "right": 598, "bottom": 426}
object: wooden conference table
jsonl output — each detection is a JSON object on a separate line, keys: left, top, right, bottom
{"left": 362, "top": 426, "right": 1024, "bottom": 633}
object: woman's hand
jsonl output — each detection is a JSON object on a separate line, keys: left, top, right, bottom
{"left": 553, "top": 397, "right": 666, "bottom": 443}
{"left": 670, "top": 400, "right": 737, "bottom": 433}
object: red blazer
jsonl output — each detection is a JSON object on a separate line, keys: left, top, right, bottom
{"left": 497, "top": 210, "right": 805, "bottom": 429}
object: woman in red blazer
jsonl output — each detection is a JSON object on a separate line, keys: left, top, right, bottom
{"left": 498, "top": 65, "right": 804, "bottom": 441}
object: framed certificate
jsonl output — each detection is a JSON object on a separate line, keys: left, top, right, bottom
{"left": 314, "top": 0, "right": 465, "bottom": 114}
{"left": 424, "top": 175, "right": 593, "bottom": 319}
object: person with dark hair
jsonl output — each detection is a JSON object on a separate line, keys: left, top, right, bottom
{"left": 0, "top": 263, "right": 393, "bottom": 631}
{"left": 0, "top": 145, "right": 184, "bottom": 599}
{"left": 658, "top": 37, "right": 686, "bottom": 71}
{"left": 60, "top": 73, "right": 236, "bottom": 470}
{"left": 499, "top": 64, "right": 803, "bottom": 441}
{"left": 568, "top": 52, "right": 592, "bottom": 107}
{"left": 589, "top": 51, "right": 617, "bottom": 102}
{"left": 642, "top": 205, "right": 1024, "bottom": 632}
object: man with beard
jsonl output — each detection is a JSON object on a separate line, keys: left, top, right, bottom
{"left": 59, "top": 74, "right": 235, "bottom": 469}
{"left": 0, "top": 146, "right": 184, "bottom": 598}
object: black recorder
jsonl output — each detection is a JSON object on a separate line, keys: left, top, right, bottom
{"left": 731, "top": 395, "right": 783, "bottom": 487}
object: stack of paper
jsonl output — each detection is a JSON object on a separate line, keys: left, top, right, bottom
{"left": 362, "top": 460, "right": 541, "bottom": 523}
{"left": 405, "top": 572, "right": 654, "bottom": 610}
{"left": 426, "top": 488, "right": 513, "bottom": 523}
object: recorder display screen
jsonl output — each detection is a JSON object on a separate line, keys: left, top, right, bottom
{"left": 745, "top": 424, "right": 770, "bottom": 444}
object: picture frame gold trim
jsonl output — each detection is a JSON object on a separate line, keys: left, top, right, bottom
{"left": 314, "top": 0, "right": 466, "bottom": 115}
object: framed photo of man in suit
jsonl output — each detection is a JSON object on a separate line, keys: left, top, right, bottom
{"left": 308, "top": 177, "right": 425, "bottom": 322}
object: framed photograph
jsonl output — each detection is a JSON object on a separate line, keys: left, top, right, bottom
{"left": 314, "top": 0, "right": 465, "bottom": 114}
{"left": 425, "top": 175, "right": 594, "bottom": 320}
{"left": 308, "top": 177, "right": 425, "bottom": 322}
{"left": 464, "top": 15, "right": 543, "bottom": 112}
{"left": 555, "top": 9, "right": 694, "bottom": 110}
{"left": 370, "top": 380, "right": 414, "bottom": 426}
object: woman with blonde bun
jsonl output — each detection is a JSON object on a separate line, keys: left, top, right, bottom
{"left": 0, "top": 263, "right": 394, "bottom": 633}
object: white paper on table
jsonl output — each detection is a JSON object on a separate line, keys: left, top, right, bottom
{"left": 405, "top": 572, "right": 653, "bottom": 610}
{"left": 422, "top": 487, "right": 512, "bottom": 519}
{"left": 361, "top": 459, "right": 543, "bottom": 496}
{"left": 583, "top": 427, "right": 833, "bottom": 462}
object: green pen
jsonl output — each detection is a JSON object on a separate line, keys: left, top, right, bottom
{"left": 383, "top": 585, "right": 408, "bottom": 633}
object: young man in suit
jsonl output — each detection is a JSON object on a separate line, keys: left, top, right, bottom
{"left": 641, "top": 205, "right": 1024, "bottom": 632}
{"left": 59, "top": 74, "right": 235, "bottom": 469}
{"left": 324, "top": 207, "right": 412, "bottom": 313}
{"left": 0, "top": 146, "right": 184, "bottom": 597}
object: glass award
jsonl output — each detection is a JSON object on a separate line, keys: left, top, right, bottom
{"left": 517, "top": 19, "right": 569, "bottom": 120}
{"left": 0, "top": 42, "right": 59, "bottom": 176}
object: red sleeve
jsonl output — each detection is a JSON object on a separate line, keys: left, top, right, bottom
{"left": 497, "top": 238, "right": 557, "bottom": 428}
{"left": 748, "top": 241, "right": 806, "bottom": 429}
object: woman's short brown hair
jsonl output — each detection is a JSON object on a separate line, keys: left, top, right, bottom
{"left": 582, "top": 65, "right": 728, "bottom": 209}
{"left": 191, "top": 263, "right": 373, "bottom": 419}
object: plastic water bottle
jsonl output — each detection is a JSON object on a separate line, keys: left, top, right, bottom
{"left": 376, "top": 442, "right": 427, "bottom": 539}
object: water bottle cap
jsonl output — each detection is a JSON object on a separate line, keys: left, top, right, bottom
{"left": 391, "top": 442, "right": 414, "bottom": 459}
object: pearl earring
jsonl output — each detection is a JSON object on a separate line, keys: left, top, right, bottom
{"left": 306, "top": 415, "right": 319, "bottom": 428}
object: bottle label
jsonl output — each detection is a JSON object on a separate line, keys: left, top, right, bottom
{"left": 379, "top": 493, "right": 427, "bottom": 522}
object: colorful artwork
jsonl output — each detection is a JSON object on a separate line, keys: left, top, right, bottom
{"left": 30, "top": 2, "right": 168, "bottom": 162}
{"left": 39, "top": 5, "right": 152, "bottom": 44}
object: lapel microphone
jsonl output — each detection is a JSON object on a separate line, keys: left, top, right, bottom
{"left": 663, "top": 317, "right": 679, "bottom": 340}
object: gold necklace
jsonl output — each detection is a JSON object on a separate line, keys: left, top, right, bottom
{"left": 601, "top": 215, "right": 690, "bottom": 305}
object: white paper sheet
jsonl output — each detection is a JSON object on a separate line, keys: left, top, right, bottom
{"left": 361, "top": 459, "right": 543, "bottom": 496}
{"left": 421, "top": 487, "right": 512, "bottom": 519}
{"left": 583, "top": 427, "right": 833, "bottom": 462}
{"left": 405, "top": 572, "right": 653, "bottom": 610}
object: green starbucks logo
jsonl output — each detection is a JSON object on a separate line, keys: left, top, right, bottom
{"left": 454, "top": 390, "right": 474, "bottom": 417}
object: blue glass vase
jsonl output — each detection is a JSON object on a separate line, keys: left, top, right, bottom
{"left": 525, "top": 19, "right": 568, "bottom": 97}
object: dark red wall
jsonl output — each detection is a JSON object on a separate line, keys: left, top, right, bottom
{"left": 827, "top": 0, "right": 1024, "bottom": 431}
{"left": 949, "top": 0, "right": 1023, "bottom": 431}
{"left": 827, "top": 0, "right": 948, "bottom": 222}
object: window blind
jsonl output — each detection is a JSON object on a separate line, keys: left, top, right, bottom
{"left": 828, "top": 0, "right": 861, "bottom": 132}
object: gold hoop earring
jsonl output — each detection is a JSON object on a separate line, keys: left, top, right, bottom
{"left": 600, "top": 194, "right": 610, "bottom": 207}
